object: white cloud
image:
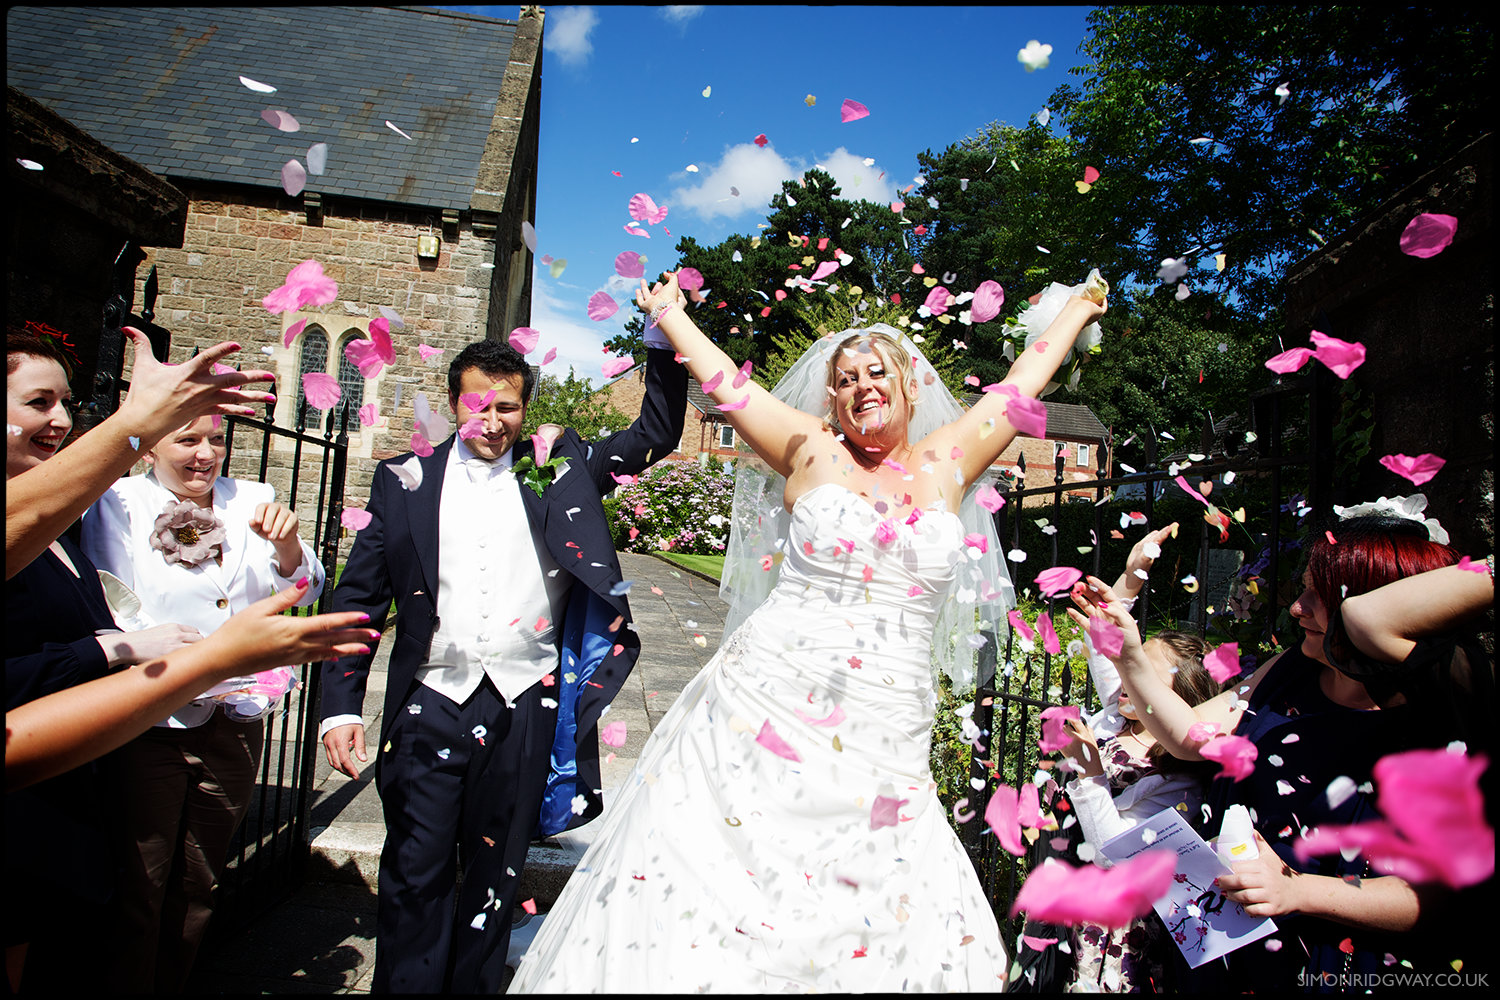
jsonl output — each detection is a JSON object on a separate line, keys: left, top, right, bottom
{"left": 544, "top": 7, "right": 598, "bottom": 67}
{"left": 813, "top": 147, "right": 897, "bottom": 206}
{"left": 528, "top": 264, "right": 622, "bottom": 387}
{"left": 659, "top": 5, "right": 704, "bottom": 24}
{"left": 671, "top": 143, "right": 800, "bottom": 221}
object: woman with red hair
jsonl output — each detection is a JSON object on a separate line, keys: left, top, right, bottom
{"left": 1071, "top": 511, "right": 1492, "bottom": 990}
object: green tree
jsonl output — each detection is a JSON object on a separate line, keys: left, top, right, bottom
{"left": 522, "top": 368, "right": 631, "bottom": 438}
{"left": 1047, "top": 6, "right": 1494, "bottom": 307}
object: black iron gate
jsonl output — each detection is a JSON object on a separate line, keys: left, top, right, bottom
{"left": 97, "top": 243, "right": 354, "bottom": 929}
{"left": 954, "top": 368, "right": 1335, "bottom": 935}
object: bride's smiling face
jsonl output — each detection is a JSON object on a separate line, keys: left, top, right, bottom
{"left": 828, "top": 338, "right": 916, "bottom": 442}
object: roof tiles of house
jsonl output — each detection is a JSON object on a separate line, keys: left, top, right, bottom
{"left": 960, "top": 393, "right": 1107, "bottom": 440}
{"left": 6, "top": 6, "right": 517, "bottom": 211}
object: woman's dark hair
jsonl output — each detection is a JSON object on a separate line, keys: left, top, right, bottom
{"left": 447, "top": 340, "right": 535, "bottom": 404}
{"left": 1142, "top": 629, "right": 1221, "bottom": 773}
{"left": 7, "top": 321, "right": 77, "bottom": 380}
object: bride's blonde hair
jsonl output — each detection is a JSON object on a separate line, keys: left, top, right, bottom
{"left": 821, "top": 330, "right": 918, "bottom": 432}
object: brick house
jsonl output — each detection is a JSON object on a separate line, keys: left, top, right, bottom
{"left": 7, "top": 5, "right": 545, "bottom": 509}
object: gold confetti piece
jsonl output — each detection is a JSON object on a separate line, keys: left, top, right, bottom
{"left": 725, "top": 816, "right": 742, "bottom": 827}
{"left": 922, "top": 276, "right": 938, "bottom": 288}
{"left": 1215, "top": 252, "right": 1227, "bottom": 271}
{"left": 804, "top": 94, "right": 816, "bottom": 107}
{"left": 384, "top": 741, "right": 393, "bottom": 752}
{"left": 693, "top": 634, "right": 707, "bottom": 647}
{"left": 1074, "top": 181, "right": 1092, "bottom": 194}
{"left": 832, "top": 735, "right": 843, "bottom": 752}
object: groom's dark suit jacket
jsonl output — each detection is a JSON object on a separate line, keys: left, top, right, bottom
{"left": 320, "top": 346, "right": 687, "bottom": 830}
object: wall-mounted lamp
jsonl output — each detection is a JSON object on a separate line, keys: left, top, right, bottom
{"left": 416, "top": 234, "right": 441, "bottom": 259}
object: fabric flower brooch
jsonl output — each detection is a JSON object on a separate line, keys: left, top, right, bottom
{"left": 150, "top": 499, "right": 226, "bottom": 567}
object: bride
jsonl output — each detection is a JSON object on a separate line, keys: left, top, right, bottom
{"left": 509, "top": 271, "right": 1107, "bottom": 992}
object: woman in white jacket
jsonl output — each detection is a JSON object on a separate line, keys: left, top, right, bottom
{"left": 82, "top": 414, "right": 325, "bottom": 991}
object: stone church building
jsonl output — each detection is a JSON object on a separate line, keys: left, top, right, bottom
{"left": 7, "top": 5, "right": 545, "bottom": 508}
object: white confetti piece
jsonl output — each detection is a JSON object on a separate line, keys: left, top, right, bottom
{"left": 239, "top": 74, "right": 277, "bottom": 93}
{"left": 386, "top": 120, "right": 414, "bottom": 140}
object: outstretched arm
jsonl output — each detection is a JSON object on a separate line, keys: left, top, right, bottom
{"left": 1339, "top": 560, "right": 1494, "bottom": 663}
{"left": 6, "top": 329, "right": 275, "bottom": 580}
{"left": 640, "top": 272, "right": 826, "bottom": 477}
{"left": 946, "top": 285, "right": 1107, "bottom": 488}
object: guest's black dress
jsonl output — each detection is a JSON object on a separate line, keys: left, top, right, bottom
{"left": 5, "top": 534, "right": 123, "bottom": 988}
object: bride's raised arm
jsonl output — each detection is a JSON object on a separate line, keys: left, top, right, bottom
{"left": 640, "top": 272, "right": 825, "bottom": 477}
{"left": 941, "top": 286, "right": 1107, "bottom": 490}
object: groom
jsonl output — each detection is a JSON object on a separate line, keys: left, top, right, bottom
{"left": 320, "top": 337, "right": 686, "bottom": 992}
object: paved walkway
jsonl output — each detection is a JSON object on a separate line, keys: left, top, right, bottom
{"left": 188, "top": 552, "right": 727, "bottom": 993}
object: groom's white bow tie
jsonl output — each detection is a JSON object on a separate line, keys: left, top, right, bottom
{"left": 462, "top": 455, "right": 507, "bottom": 483}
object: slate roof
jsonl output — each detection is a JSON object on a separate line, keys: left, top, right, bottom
{"left": 6, "top": 6, "right": 517, "bottom": 211}
{"left": 960, "top": 393, "right": 1107, "bottom": 440}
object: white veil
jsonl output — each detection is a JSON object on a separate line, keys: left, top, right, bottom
{"left": 718, "top": 323, "right": 1014, "bottom": 692}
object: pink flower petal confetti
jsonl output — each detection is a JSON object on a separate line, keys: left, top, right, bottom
{"left": 280, "top": 158, "right": 307, "bottom": 197}
{"left": 283, "top": 318, "right": 308, "bottom": 348}
{"left": 1082, "top": 165, "right": 1100, "bottom": 185}
{"left": 1174, "top": 475, "right": 1212, "bottom": 508}
{"left": 676, "top": 267, "right": 704, "bottom": 291}
{"left": 1398, "top": 213, "right": 1458, "bottom": 258}
{"left": 1036, "top": 566, "right": 1083, "bottom": 598}
{"left": 701, "top": 370, "right": 724, "bottom": 393}
{"left": 1264, "top": 347, "right": 1315, "bottom": 374}
{"left": 263, "top": 260, "right": 339, "bottom": 315}
{"left": 1294, "top": 748, "right": 1493, "bottom": 889}
{"left": 509, "top": 326, "right": 540, "bottom": 354}
{"left": 874, "top": 519, "right": 899, "bottom": 546}
{"left": 600, "top": 720, "right": 628, "bottom": 747}
{"left": 301, "top": 372, "right": 341, "bottom": 409}
{"left": 614, "top": 251, "right": 645, "bottom": 279}
{"left": 1087, "top": 615, "right": 1125, "bottom": 659}
{"left": 870, "top": 794, "right": 908, "bottom": 831}
{"left": 1006, "top": 610, "right": 1035, "bottom": 643}
{"left": 985, "top": 783, "right": 1024, "bottom": 855}
{"left": 1010, "top": 851, "right": 1177, "bottom": 928}
{"left": 542, "top": 347, "right": 557, "bottom": 366}
{"left": 260, "top": 109, "right": 300, "bottom": 132}
{"left": 1037, "top": 613, "right": 1062, "bottom": 655}
{"left": 753, "top": 133, "right": 768, "bottom": 147}
{"left": 623, "top": 223, "right": 649, "bottom": 238}
{"left": 1038, "top": 705, "right": 1081, "bottom": 753}
{"left": 1457, "top": 555, "right": 1488, "bottom": 573}
{"left": 418, "top": 344, "right": 443, "bottom": 361}
{"left": 587, "top": 291, "right": 620, "bottom": 322}
{"left": 975, "top": 485, "right": 1005, "bottom": 512}
{"left": 1203, "top": 642, "right": 1241, "bottom": 683}
{"left": 459, "top": 390, "right": 497, "bottom": 413}
{"left": 970, "top": 280, "right": 1005, "bottom": 324}
{"left": 341, "top": 507, "right": 373, "bottom": 531}
{"left": 794, "top": 703, "right": 847, "bottom": 728}
{"left": 1187, "top": 722, "right": 1221, "bottom": 744}
{"left": 411, "top": 431, "right": 434, "bottom": 457}
{"left": 923, "top": 285, "right": 952, "bottom": 316}
{"left": 357, "top": 402, "right": 378, "bottom": 427}
{"left": 344, "top": 317, "right": 396, "bottom": 378}
{"left": 716, "top": 395, "right": 750, "bottom": 411}
{"left": 840, "top": 98, "right": 870, "bottom": 123}
{"left": 1005, "top": 394, "right": 1048, "bottom": 439}
{"left": 602, "top": 356, "right": 634, "bottom": 379}
{"left": 1200, "top": 734, "right": 1258, "bottom": 782}
{"left": 731, "top": 360, "right": 753, "bottom": 389}
{"left": 627, "top": 192, "right": 668, "bottom": 225}
{"left": 1378, "top": 452, "right": 1446, "bottom": 486}
{"left": 754, "top": 719, "right": 801, "bottom": 761}
{"left": 810, "top": 260, "right": 840, "bottom": 281}
{"left": 1308, "top": 331, "right": 1366, "bottom": 379}
{"left": 1018, "top": 782, "right": 1043, "bottom": 828}
{"left": 458, "top": 417, "right": 484, "bottom": 440}
{"left": 962, "top": 532, "right": 989, "bottom": 554}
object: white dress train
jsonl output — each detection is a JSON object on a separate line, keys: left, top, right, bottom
{"left": 509, "top": 483, "right": 1008, "bottom": 992}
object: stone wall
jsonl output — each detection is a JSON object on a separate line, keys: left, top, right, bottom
{"left": 135, "top": 183, "right": 500, "bottom": 522}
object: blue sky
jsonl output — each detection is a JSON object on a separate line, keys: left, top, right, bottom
{"left": 444, "top": 5, "right": 1095, "bottom": 383}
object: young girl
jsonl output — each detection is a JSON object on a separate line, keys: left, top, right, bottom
{"left": 1015, "top": 524, "right": 1219, "bottom": 993}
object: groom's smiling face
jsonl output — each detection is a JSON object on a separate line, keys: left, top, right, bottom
{"left": 450, "top": 367, "right": 527, "bottom": 461}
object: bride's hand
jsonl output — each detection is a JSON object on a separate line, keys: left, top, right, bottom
{"left": 636, "top": 272, "right": 687, "bottom": 316}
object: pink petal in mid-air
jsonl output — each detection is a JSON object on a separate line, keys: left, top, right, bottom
{"left": 541, "top": 347, "right": 558, "bottom": 366}
{"left": 260, "top": 109, "right": 301, "bottom": 132}
{"left": 1037, "top": 612, "right": 1062, "bottom": 655}
{"left": 795, "top": 703, "right": 847, "bottom": 728}
{"left": 357, "top": 402, "right": 378, "bottom": 427}
{"left": 263, "top": 259, "right": 339, "bottom": 315}
{"left": 753, "top": 133, "right": 769, "bottom": 147}
{"left": 1007, "top": 609, "right": 1036, "bottom": 643}
{"left": 923, "top": 285, "right": 952, "bottom": 316}
{"left": 458, "top": 417, "right": 485, "bottom": 440}
{"left": 627, "top": 192, "right": 668, "bottom": 225}
{"left": 1018, "top": 782, "right": 1043, "bottom": 828}
{"left": 1082, "top": 165, "right": 1100, "bottom": 185}
{"left": 1203, "top": 642, "right": 1241, "bottom": 683}
{"left": 810, "top": 260, "right": 840, "bottom": 282}
{"left": 410, "top": 431, "right": 434, "bottom": 457}
{"left": 1035, "top": 566, "right": 1083, "bottom": 598}
{"left": 1010, "top": 851, "right": 1177, "bottom": 928}
{"left": 975, "top": 485, "right": 1005, "bottom": 512}
{"left": 623, "top": 222, "right": 650, "bottom": 238}
{"left": 1187, "top": 722, "right": 1221, "bottom": 744}
{"left": 971, "top": 280, "right": 1005, "bottom": 324}
{"left": 731, "top": 360, "right": 753, "bottom": 389}
{"left": 1378, "top": 452, "right": 1446, "bottom": 486}
{"left": 1264, "top": 346, "right": 1315, "bottom": 374}
{"left": 614, "top": 251, "right": 645, "bottom": 279}
{"left": 587, "top": 291, "right": 619, "bottom": 322}
{"left": 840, "top": 98, "right": 870, "bottom": 123}
{"left": 754, "top": 720, "right": 801, "bottom": 761}
{"left": 283, "top": 318, "right": 308, "bottom": 348}
{"left": 1087, "top": 615, "right": 1125, "bottom": 659}
{"left": 600, "top": 720, "right": 628, "bottom": 747}
{"left": 418, "top": 344, "right": 444, "bottom": 361}
{"left": 1038, "top": 705, "right": 1081, "bottom": 754}
{"left": 1398, "top": 213, "right": 1458, "bottom": 258}
{"left": 281, "top": 158, "right": 307, "bottom": 197}
{"left": 869, "top": 794, "right": 909, "bottom": 831}
{"left": 676, "top": 267, "right": 705, "bottom": 291}
{"left": 1174, "top": 475, "right": 1212, "bottom": 508}
{"left": 985, "top": 783, "right": 1024, "bottom": 855}
{"left": 1200, "top": 734, "right": 1258, "bottom": 782}
{"left": 509, "top": 326, "right": 540, "bottom": 354}
{"left": 963, "top": 532, "right": 989, "bottom": 554}
{"left": 1308, "top": 331, "right": 1366, "bottom": 379}
{"left": 717, "top": 395, "right": 750, "bottom": 411}
{"left": 301, "top": 372, "right": 341, "bottom": 409}
{"left": 601, "top": 356, "right": 634, "bottom": 379}
{"left": 341, "top": 507, "right": 373, "bottom": 531}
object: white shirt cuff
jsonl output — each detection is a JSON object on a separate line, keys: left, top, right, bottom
{"left": 319, "top": 713, "right": 364, "bottom": 739}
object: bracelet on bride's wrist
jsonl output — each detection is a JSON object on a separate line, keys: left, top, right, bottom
{"left": 648, "top": 300, "right": 676, "bottom": 326}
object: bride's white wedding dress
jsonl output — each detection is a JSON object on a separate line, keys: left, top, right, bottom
{"left": 509, "top": 483, "right": 1008, "bottom": 992}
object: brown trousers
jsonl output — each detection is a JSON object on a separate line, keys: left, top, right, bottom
{"left": 105, "top": 712, "right": 264, "bottom": 992}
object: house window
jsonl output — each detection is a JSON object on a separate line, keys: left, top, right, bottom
{"left": 717, "top": 424, "right": 735, "bottom": 449}
{"left": 335, "top": 330, "right": 368, "bottom": 416}
{"left": 1076, "top": 443, "right": 1090, "bottom": 469}
{"left": 295, "top": 326, "right": 329, "bottom": 420}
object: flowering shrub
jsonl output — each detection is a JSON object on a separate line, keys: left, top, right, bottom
{"left": 606, "top": 460, "right": 736, "bottom": 555}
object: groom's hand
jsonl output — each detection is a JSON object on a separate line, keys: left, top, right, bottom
{"left": 324, "top": 722, "right": 368, "bottom": 778}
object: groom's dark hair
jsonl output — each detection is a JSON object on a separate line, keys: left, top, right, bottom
{"left": 448, "top": 339, "right": 536, "bottom": 404}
